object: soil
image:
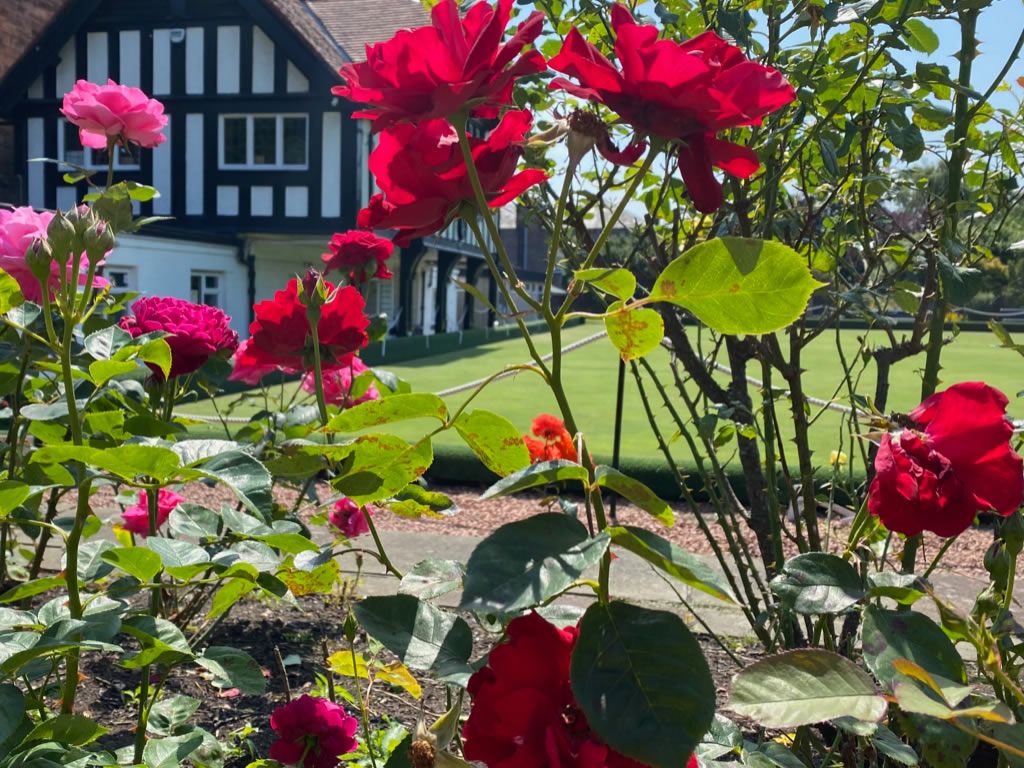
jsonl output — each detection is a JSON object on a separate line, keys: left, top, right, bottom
{"left": 74, "top": 592, "right": 749, "bottom": 767}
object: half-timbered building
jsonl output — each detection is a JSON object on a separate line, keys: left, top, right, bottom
{"left": 0, "top": 0, "right": 531, "bottom": 337}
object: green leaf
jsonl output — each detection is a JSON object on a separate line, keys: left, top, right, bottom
{"left": 139, "top": 338, "right": 172, "bottom": 380}
{"left": 207, "top": 579, "right": 257, "bottom": 619}
{"left": 31, "top": 444, "right": 181, "bottom": 482}
{"left": 144, "top": 731, "right": 206, "bottom": 768}
{"left": 333, "top": 435, "right": 433, "bottom": 505}
{"left": 606, "top": 526, "right": 734, "bottom": 602}
{"left": 353, "top": 595, "right": 472, "bottom": 684}
{"left": 0, "top": 481, "right": 30, "bottom": 519}
{"left": 769, "top": 553, "right": 864, "bottom": 614}
{"left": 0, "top": 269, "right": 24, "bottom": 314}
{"left": 649, "top": 237, "right": 823, "bottom": 335}
{"left": 728, "top": 649, "right": 888, "bottom": 728}
{"left": 460, "top": 513, "right": 610, "bottom": 615}
{"left": 146, "top": 538, "right": 210, "bottom": 574}
{"left": 861, "top": 606, "right": 966, "bottom": 690}
{"left": 604, "top": 305, "right": 664, "bottom": 362}
{"left": 84, "top": 325, "right": 134, "bottom": 360}
{"left": 387, "top": 484, "right": 457, "bottom": 519}
{"left": 480, "top": 459, "right": 589, "bottom": 499}
{"left": 22, "top": 714, "right": 108, "bottom": 746}
{"left": 399, "top": 559, "right": 466, "bottom": 600}
{"left": 571, "top": 601, "right": 715, "bottom": 767}
{"left": 147, "top": 695, "right": 201, "bottom": 738}
{"left": 0, "top": 576, "right": 65, "bottom": 604}
{"left": 452, "top": 410, "right": 530, "bottom": 476}
{"left": 89, "top": 359, "right": 138, "bottom": 386}
{"left": 575, "top": 267, "right": 637, "bottom": 301}
{"left": 101, "top": 546, "right": 163, "bottom": 583}
{"left": 0, "top": 683, "right": 26, "bottom": 746}
{"left": 903, "top": 19, "right": 939, "bottom": 53}
{"left": 325, "top": 393, "right": 448, "bottom": 432}
{"left": 594, "top": 466, "right": 673, "bottom": 526}
{"left": 192, "top": 450, "right": 273, "bottom": 519}
{"left": 867, "top": 572, "right": 924, "bottom": 605}
{"left": 196, "top": 646, "right": 267, "bottom": 694}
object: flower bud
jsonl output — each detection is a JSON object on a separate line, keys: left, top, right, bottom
{"left": 83, "top": 219, "right": 115, "bottom": 266}
{"left": 1001, "top": 510, "right": 1024, "bottom": 557}
{"left": 46, "top": 210, "right": 78, "bottom": 263}
{"left": 65, "top": 204, "right": 94, "bottom": 236}
{"left": 25, "top": 238, "right": 54, "bottom": 282}
{"left": 566, "top": 109, "right": 605, "bottom": 165}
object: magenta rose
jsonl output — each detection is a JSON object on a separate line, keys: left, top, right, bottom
{"left": 269, "top": 694, "right": 359, "bottom": 768}
{"left": 122, "top": 488, "right": 185, "bottom": 536}
{"left": 0, "top": 206, "right": 110, "bottom": 302}
{"left": 119, "top": 296, "right": 239, "bottom": 380}
{"left": 301, "top": 356, "right": 379, "bottom": 408}
{"left": 61, "top": 79, "right": 167, "bottom": 150}
{"left": 328, "top": 497, "right": 371, "bottom": 539}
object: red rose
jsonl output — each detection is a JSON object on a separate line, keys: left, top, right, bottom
{"left": 301, "top": 355, "right": 379, "bottom": 407}
{"left": 228, "top": 338, "right": 283, "bottom": 385}
{"left": 269, "top": 694, "right": 358, "bottom": 768}
{"left": 464, "top": 612, "right": 662, "bottom": 768}
{"left": 121, "top": 488, "right": 185, "bottom": 536}
{"left": 119, "top": 296, "right": 239, "bottom": 380}
{"left": 246, "top": 278, "right": 369, "bottom": 373}
{"left": 548, "top": 5, "right": 795, "bottom": 212}
{"left": 869, "top": 382, "right": 1024, "bottom": 537}
{"left": 322, "top": 231, "right": 394, "bottom": 284}
{"left": 524, "top": 414, "right": 579, "bottom": 463}
{"left": 328, "top": 497, "right": 372, "bottom": 538}
{"left": 332, "top": 0, "right": 545, "bottom": 129}
{"left": 357, "top": 110, "right": 547, "bottom": 246}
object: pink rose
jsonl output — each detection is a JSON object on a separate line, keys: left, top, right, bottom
{"left": 0, "top": 206, "right": 110, "bottom": 302}
{"left": 122, "top": 488, "right": 185, "bottom": 536}
{"left": 301, "top": 356, "right": 379, "bottom": 408}
{"left": 269, "top": 695, "right": 359, "bottom": 768}
{"left": 61, "top": 79, "right": 167, "bottom": 150}
{"left": 328, "top": 498, "right": 371, "bottom": 538}
{"left": 119, "top": 296, "right": 239, "bottom": 380}
{"left": 321, "top": 231, "right": 394, "bottom": 284}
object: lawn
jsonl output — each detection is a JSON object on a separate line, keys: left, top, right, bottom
{"left": 186, "top": 322, "right": 1024, "bottom": 470}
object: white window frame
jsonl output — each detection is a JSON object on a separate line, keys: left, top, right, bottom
{"left": 57, "top": 118, "right": 141, "bottom": 171}
{"left": 104, "top": 265, "right": 137, "bottom": 293}
{"left": 217, "top": 114, "right": 309, "bottom": 170}
{"left": 190, "top": 270, "right": 223, "bottom": 308}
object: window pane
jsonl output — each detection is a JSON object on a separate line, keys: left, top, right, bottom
{"left": 253, "top": 117, "right": 276, "bottom": 165}
{"left": 117, "top": 145, "right": 137, "bottom": 167}
{"left": 205, "top": 275, "right": 218, "bottom": 289}
{"left": 205, "top": 293, "right": 219, "bottom": 307}
{"left": 63, "top": 122, "right": 85, "bottom": 166}
{"left": 283, "top": 117, "right": 306, "bottom": 165}
{"left": 223, "top": 118, "right": 247, "bottom": 165}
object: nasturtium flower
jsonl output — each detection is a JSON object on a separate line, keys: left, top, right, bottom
{"left": 328, "top": 497, "right": 372, "bottom": 538}
{"left": 464, "top": 612, "right": 687, "bottom": 768}
{"left": 333, "top": 0, "right": 545, "bottom": 128}
{"left": 869, "top": 382, "right": 1024, "bottom": 538}
{"left": 119, "top": 296, "right": 239, "bottom": 380}
{"left": 322, "top": 231, "right": 394, "bottom": 284}
{"left": 548, "top": 5, "right": 795, "bottom": 212}
{"left": 61, "top": 79, "right": 167, "bottom": 150}
{"left": 301, "top": 355, "right": 379, "bottom": 408}
{"left": 245, "top": 278, "right": 369, "bottom": 373}
{"left": 269, "top": 694, "right": 358, "bottom": 768}
{"left": 358, "top": 110, "right": 547, "bottom": 246}
{"left": 121, "top": 489, "right": 185, "bottom": 536}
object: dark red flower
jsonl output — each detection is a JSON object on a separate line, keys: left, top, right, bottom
{"left": 548, "top": 5, "right": 795, "bottom": 212}
{"left": 322, "top": 231, "right": 394, "bottom": 284}
{"left": 524, "top": 414, "right": 579, "bottom": 464}
{"left": 358, "top": 110, "right": 547, "bottom": 246}
{"left": 246, "top": 278, "right": 369, "bottom": 373}
{"left": 332, "top": 0, "right": 546, "bottom": 129}
{"left": 269, "top": 694, "right": 358, "bottom": 768}
{"left": 464, "top": 612, "right": 662, "bottom": 768}
{"left": 869, "top": 382, "right": 1024, "bottom": 538}
{"left": 119, "top": 295, "right": 239, "bottom": 380}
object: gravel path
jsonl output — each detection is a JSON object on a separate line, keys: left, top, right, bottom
{"left": 85, "top": 479, "right": 1007, "bottom": 579}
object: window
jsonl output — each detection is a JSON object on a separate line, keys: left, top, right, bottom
{"left": 190, "top": 271, "right": 221, "bottom": 307}
{"left": 105, "top": 266, "right": 137, "bottom": 293}
{"left": 59, "top": 120, "right": 139, "bottom": 170}
{"left": 218, "top": 114, "right": 308, "bottom": 169}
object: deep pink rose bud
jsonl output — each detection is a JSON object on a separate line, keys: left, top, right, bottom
{"left": 122, "top": 488, "right": 185, "bottom": 536}
{"left": 328, "top": 497, "right": 371, "bottom": 538}
{"left": 269, "top": 694, "right": 359, "bottom": 768}
{"left": 118, "top": 296, "right": 239, "bottom": 380}
{"left": 61, "top": 79, "right": 167, "bottom": 150}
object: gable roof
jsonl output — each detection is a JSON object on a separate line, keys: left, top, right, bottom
{"left": 303, "top": 0, "right": 428, "bottom": 64}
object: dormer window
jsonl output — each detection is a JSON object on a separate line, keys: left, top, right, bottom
{"left": 218, "top": 114, "right": 308, "bottom": 170}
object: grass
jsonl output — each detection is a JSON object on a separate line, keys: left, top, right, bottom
{"left": 186, "top": 322, "right": 1024, "bottom": 471}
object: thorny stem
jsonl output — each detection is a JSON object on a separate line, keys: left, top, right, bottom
{"left": 350, "top": 639, "right": 378, "bottom": 768}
